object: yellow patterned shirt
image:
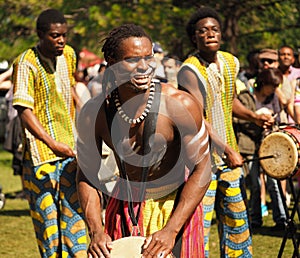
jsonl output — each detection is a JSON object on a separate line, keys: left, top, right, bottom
{"left": 181, "top": 51, "right": 240, "bottom": 164}
{"left": 12, "top": 45, "right": 77, "bottom": 166}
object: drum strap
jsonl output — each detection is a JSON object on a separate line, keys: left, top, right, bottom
{"left": 105, "top": 81, "right": 161, "bottom": 236}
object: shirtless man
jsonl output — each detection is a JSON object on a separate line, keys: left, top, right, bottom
{"left": 76, "top": 24, "right": 211, "bottom": 257}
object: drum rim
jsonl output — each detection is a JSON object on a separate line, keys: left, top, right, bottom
{"left": 259, "top": 131, "right": 299, "bottom": 179}
{"left": 110, "top": 236, "right": 173, "bottom": 257}
{"left": 110, "top": 236, "right": 145, "bottom": 257}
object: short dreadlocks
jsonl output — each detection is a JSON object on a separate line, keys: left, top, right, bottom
{"left": 102, "top": 24, "right": 152, "bottom": 64}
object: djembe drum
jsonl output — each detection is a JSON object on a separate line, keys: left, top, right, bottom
{"left": 259, "top": 126, "right": 300, "bottom": 179}
{"left": 259, "top": 126, "right": 300, "bottom": 257}
{"left": 110, "top": 236, "right": 174, "bottom": 258}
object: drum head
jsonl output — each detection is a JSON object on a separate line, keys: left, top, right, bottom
{"left": 111, "top": 236, "right": 145, "bottom": 258}
{"left": 110, "top": 236, "right": 173, "bottom": 258}
{"left": 259, "top": 132, "right": 298, "bottom": 179}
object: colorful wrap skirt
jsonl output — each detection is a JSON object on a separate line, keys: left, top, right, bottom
{"left": 105, "top": 181, "right": 204, "bottom": 257}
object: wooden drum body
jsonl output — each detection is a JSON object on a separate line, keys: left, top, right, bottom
{"left": 259, "top": 126, "right": 300, "bottom": 179}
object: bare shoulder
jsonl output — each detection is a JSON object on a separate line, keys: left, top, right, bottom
{"left": 160, "top": 83, "right": 203, "bottom": 128}
{"left": 77, "top": 94, "right": 106, "bottom": 136}
{"left": 161, "top": 83, "right": 200, "bottom": 111}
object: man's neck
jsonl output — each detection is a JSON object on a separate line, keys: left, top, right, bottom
{"left": 197, "top": 51, "right": 218, "bottom": 64}
{"left": 117, "top": 83, "right": 149, "bottom": 106}
{"left": 112, "top": 82, "right": 155, "bottom": 126}
{"left": 37, "top": 45, "right": 56, "bottom": 64}
{"left": 279, "top": 65, "right": 291, "bottom": 76}
{"left": 254, "top": 89, "right": 268, "bottom": 102}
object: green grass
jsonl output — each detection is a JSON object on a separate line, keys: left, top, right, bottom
{"left": 0, "top": 145, "right": 298, "bottom": 257}
{"left": 0, "top": 149, "right": 39, "bottom": 257}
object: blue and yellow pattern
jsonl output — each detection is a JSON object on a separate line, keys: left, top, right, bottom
{"left": 23, "top": 157, "right": 87, "bottom": 258}
{"left": 182, "top": 52, "right": 252, "bottom": 257}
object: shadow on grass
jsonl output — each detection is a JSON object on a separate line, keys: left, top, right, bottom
{"left": 252, "top": 226, "right": 288, "bottom": 237}
{"left": 253, "top": 227, "right": 300, "bottom": 256}
{"left": 4, "top": 190, "right": 26, "bottom": 199}
{"left": 252, "top": 225, "right": 300, "bottom": 247}
{"left": 0, "top": 209, "right": 30, "bottom": 217}
{"left": 0, "top": 159, "right": 12, "bottom": 167}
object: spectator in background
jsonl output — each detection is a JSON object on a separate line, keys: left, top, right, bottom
{"left": 234, "top": 68, "right": 286, "bottom": 230}
{"left": 294, "top": 50, "right": 300, "bottom": 68}
{"left": 0, "top": 62, "right": 13, "bottom": 91}
{"left": 259, "top": 49, "right": 279, "bottom": 69}
{"left": 161, "top": 54, "right": 181, "bottom": 88}
{"left": 0, "top": 63, "right": 14, "bottom": 211}
{"left": 0, "top": 62, "right": 12, "bottom": 142}
{"left": 278, "top": 45, "right": 300, "bottom": 123}
{"left": 237, "top": 49, "right": 261, "bottom": 94}
{"left": 153, "top": 42, "right": 166, "bottom": 82}
{"left": 278, "top": 45, "right": 300, "bottom": 82}
{"left": 87, "top": 61, "right": 107, "bottom": 97}
{"left": 259, "top": 48, "right": 293, "bottom": 213}
{"left": 1, "top": 66, "right": 25, "bottom": 199}
{"left": 258, "top": 48, "right": 293, "bottom": 121}
{"left": 294, "top": 78, "right": 300, "bottom": 123}
{"left": 75, "top": 67, "right": 90, "bottom": 86}
{"left": 12, "top": 9, "right": 87, "bottom": 257}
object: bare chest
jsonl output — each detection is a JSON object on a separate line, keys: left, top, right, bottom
{"left": 102, "top": 115, "right": 181, "bottom": 181}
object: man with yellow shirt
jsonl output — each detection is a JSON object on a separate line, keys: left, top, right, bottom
{"left": 178, "top": 7, "right": 274, "bottom": 257}
{"left": 12, "top": 9, "right": 87, "bottom": 258}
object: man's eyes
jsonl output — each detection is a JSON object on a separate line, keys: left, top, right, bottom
{"left": 50, "top": 33, "right": 67, "bottom": 38}
{"left": 124, "top": 55, "right": 154, "bottom": 63}
{"left": 125, "top": 57, "right": 140, "bottom": 63}
{"left": 196, "top": 27, "right": 220, "bottom": 35}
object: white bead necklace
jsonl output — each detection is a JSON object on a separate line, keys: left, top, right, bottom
{"left": 113, "top": 82, "right": 155, "bottom": 124}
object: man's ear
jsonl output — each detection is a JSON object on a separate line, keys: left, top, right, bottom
{"left": 192, "top": 35, "right": 196, "bottom": 44}
{"left": 106, "top": 56, "right": 115, "bottom": 67}
{"left": 291, "top": 55, "right": 295, "bottom": 64}
{"left": 37, "top": 29, "right": 44, "bottom": 39}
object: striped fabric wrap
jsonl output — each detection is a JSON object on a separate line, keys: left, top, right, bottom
{"left": 12, "top": 45, "right": 77, "bottom": 166}
{"left": 105, "top": 180, "right": 205, "bottom": 257}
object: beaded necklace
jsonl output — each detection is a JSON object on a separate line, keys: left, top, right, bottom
{"left": 113, "top": 82, "right": 155, "bottom": 124}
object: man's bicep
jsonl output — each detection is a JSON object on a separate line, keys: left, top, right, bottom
{"left": 178, "top": 68, "right": 204, "bottom": 108}
{"left": 14, "top": 106, "right": 35, "bottom": 127}
{"left": 183, "top": 119, "right": 210, "bottom": 164}
{"left": 183, "top": 119, "right": 211, "bottom": 187}
{"left": 76, "top": 100, "right": 104, "bottom": 189}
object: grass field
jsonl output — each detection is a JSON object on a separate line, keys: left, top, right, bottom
{"left": 0, "top": 144, "right": 299, "bottom": 257}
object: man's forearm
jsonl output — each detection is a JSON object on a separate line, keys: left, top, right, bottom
{"left": 232, "top": 97, "right": 257, "bottom": 123}
{"left": 76, "top": 169, "right": 104, "bottom": 237}
{"left": 204, "top": 120, "right": 228, "bottom": 156}
{"left": 16, "top": 106, "right": 55, "bottom": 148}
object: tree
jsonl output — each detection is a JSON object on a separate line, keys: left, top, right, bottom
{"left": 0, "top": 0, "right": 299, "bottom": 67}
{"left": 0, "top": 1, "right": 62, "bottom": 62}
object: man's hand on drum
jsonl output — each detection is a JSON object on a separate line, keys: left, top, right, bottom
{"left": 254, "top": 113, "right": 275, "bottom": 129}
{"left": 142, "top": 229, "right": 175, "bottom": 258}
{"left": 222, "top": 145, "right": 244, "bottom": 169}
{"left": 88, "top": 231, "right": 112, "bottom": 258}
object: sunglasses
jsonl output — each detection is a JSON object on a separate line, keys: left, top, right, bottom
{"left": 260, "top": 58, "right": 276, "bottom": 64}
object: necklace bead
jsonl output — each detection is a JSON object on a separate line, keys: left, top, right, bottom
{"left": 113, "top": 82, "right": 155, "bottom": 124}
